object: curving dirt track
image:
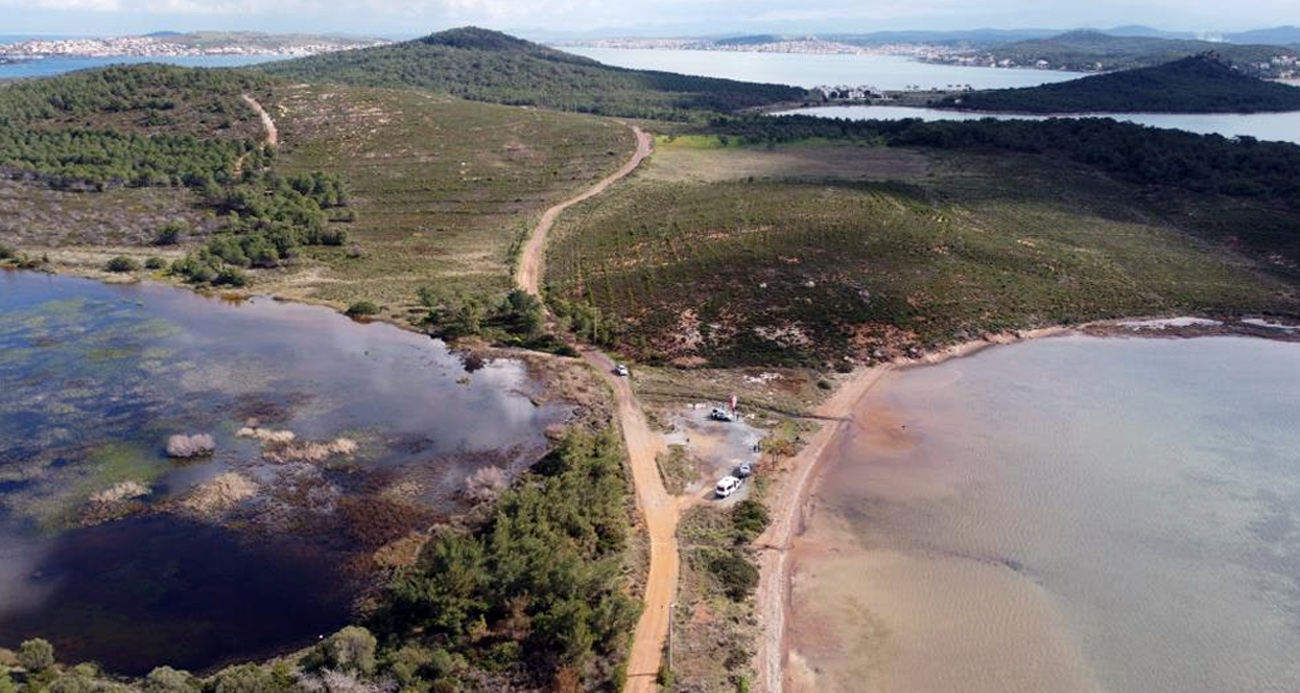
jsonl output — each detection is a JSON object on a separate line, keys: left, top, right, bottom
{"left": 511, "top": 124, "right": 673, "bottom": 693}
{"left": 241, "top": 94, "right": 279, "bottom": 147}
{"left": 515, "top": 126, "right": 652, "bottom": 296}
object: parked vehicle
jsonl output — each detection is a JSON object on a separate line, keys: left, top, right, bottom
{"left": 614, "top": 364, "right": 629, "bottom": 377}
{"left": 736, "top": 462, "right": 753, "bottom": 478}
{"left": 710, "top": 407, "right": 735, "bottom": 422}
{"left": 715, "top": 475, "right": 741, "bottom": 498}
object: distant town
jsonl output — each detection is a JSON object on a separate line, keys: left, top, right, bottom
{"left": 558, "top": 34, "right": 1300, "bottom": 80}
{"left": 0, "top": 32, "right": 388, "bottom": 61}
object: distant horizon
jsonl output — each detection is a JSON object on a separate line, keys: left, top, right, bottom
{"left": 5, "top": 0, "right": 1300, "bottom": 43}
{"left": 2, "top": 23, "right": 1298, "bottom": 45}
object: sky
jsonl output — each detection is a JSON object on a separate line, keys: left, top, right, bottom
{"left": 3, "top": 0, "right": 1300, "bottom": 39}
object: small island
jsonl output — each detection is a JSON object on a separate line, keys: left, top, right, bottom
{"left": 934, "top": 53, "right": 1300, "bottom": 114}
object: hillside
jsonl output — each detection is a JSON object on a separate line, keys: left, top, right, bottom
{"left": 935, "top": 54, "right": 1300, "bottom": 113}
{"left": 983, "top": 30, "right": 1294, "bottom": 72}
{"left": 260, "top": 27, "right": 808, "bottom": 120}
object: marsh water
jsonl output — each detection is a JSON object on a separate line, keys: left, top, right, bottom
{"left": 790, "top": 336, "right": 1300, "bottom": 693}
{"left": 0, "top": 271, "right": 565, "bottom": 673}
{"left": 560, "top": 47, "right": 1087, "bottom": 90}
{"left": 775, "top": 104, "right": 1300, "bottom": 145}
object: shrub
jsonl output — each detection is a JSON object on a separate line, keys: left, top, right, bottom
{"left": 144, "top": 667, "right": 198, "bottom": 693}
{"left": 154, "top": 221, "right": 187, "bottom": 246}
{"left": 145, "top": 257, "right": 167, "bottom": 270}
{"left": 731, "top": 500, "right": 770, "bottom": 544}
{"left": 212, "top": 664, "right": 274, "bottom": 693}
{"left": 310, "top": 626, "right": 377, "bottom": 676}
{"left": 213, "top": 267, "right": 248, "bottom": 288}
{"left": 345, "top": 301, "right": 381, "bottom": 318}
{"left": 17, "top": 638, "right": 54, "bottom": 672}
{"left": 707, "top": 550, "right": 759, "bottom": 601}
{"left": 0, "top": 244, "right": 14, "bottom": 260}
{"left": 105, "top": 256, "right": 140, "bottom": 273}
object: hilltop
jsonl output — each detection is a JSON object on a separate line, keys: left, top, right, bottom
{"left": 260, "top": 27, "right": 808, "bottom": 120}
{"left": 935, "top": 54, "right": 1300, "bottom": 113}
{"left": 976, "top": 30, "right": 1295, "bottom": 72}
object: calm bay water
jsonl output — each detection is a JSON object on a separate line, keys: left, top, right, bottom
{"left": 0, "top": 271, "right": 563, "bottom": 673}
{"left": 775, "top": 104, "right": 1300, "bottom": 145}
{"left": 790, "top": 336, "right": 1300, "bottom": 692}
{"left": 560, "top": 47, "right": 1087, "bottom": 90}
{"left": 0, "top": 55, "right": 281, "bottom": 80}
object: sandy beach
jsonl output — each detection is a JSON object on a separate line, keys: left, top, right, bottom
{"left": 752, "top": 327, "right": 1070, "bottom": 692}
{"left": 759, "top": 326, "right": 1300, "bottom": 693}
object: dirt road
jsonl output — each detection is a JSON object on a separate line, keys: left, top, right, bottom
{"left": 584, "top": 349, "right": 678, "bottom": 692}
{"left": 511, "top": 125, "right": 674, "bottom": 692}
{"left": 515, "top": 126, "right": 652, "bottom": 296}
{"left": 241, "top": 94, "right": 279, "bottom": 147}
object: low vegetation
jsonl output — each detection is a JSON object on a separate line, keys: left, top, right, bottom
{"left": 547, "top": 137, "right": 1300, "bottom": 367}
{"left": 261, "top": 27, "right": 807, "bottom": 121}
{"left": 667, "top": 503, "right": 767, "bottom": 692}
{"left": 936, "top": 54, "right": 1300, "bottom": 113}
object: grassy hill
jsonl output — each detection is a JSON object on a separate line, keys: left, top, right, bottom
{"left": 935, "top": 54, "right": 1300, "bottom": 113}
{"left": 986, "top": 30, "right": 1294, "bottom": 72}
{"left": 544, "top": 136, "right": 1300, "bottom": 368}
{"left": 260, "top": 27, "right": 808, "bottom": 120}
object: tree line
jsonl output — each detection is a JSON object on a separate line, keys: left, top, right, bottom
{"left": 707, "top": 114, "right": 1300, "bottom": 207}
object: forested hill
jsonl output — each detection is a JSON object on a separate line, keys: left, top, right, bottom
{"left": 983, "top": 30, "right": 1295, "bottom": 72}
{"left": 260, "top": 27, "right": 808, "bottom": 120}
{"left": 935, "top": 54, "right": 1300, "bottom": 114}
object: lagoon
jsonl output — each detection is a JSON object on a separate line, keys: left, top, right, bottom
{"left": 0, "top": 271, "right": 564, "bottom": 673}
{"left": 775, "top": 104, "right": 1300, "bottom": 145}
{"left": 0, "top": 55, "right": 282, "bottom": 80}
{"left": 788, "top": 335, "right": 1300, "bottom": 693}
{"left": 560, "top": 47, "right": 1088, "bottom": 91}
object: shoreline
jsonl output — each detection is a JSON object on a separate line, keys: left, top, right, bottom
{"left": 750, "top": 317, "right": 1300, "bottom": 693}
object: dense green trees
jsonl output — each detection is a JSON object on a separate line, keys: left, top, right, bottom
{"left": 262, "top": 27, "right": 806, "bottom": 121}
{"left": 373, "top": 429, "right": 639, "bottom": 689}
{"left": 935, "top": 54, "right": 1300, "bottom": 113}
{"left": 708, "top": 114, "right": 1300, "bottom": 208}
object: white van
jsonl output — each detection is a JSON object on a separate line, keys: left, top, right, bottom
{"left": 715, "top": 475, "right": 741, "bottom": 498}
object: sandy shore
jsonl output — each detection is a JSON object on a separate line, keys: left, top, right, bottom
{"left": 751, "top": 326, "right": 1071, "bottom": 693}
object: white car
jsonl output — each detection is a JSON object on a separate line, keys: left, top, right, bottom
{"left": 614, "top": 364, "right": 629, "bottom": 377}
{"left": 710, "top": 407, "right": 735, "bottom": 422}
{"left": 736, "top": 463, "right": 753, "bottom": 479}
{"left": 715, "top": 475, "right": 741, "bottom": 498}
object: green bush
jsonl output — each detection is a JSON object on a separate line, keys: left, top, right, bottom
{"left": 17, "top": 638, "right": 55, "bottom": 672}
{"left": 707, "top": 550, "right": 759, "bottom": 601}
{"left": 154, "top": 221, "right": 187, "bottom": 246}
{"left": 143, "top": 667, "right": 197, "bottom": 693}
{"left": 307, "top": 626, "right": 377, "bottom": 676}
{"left": 104, "top": 256, "right": 141, "bottom": 273}
{"left": 144, "top": 256, "right": 167, "bottom": 270}
{"left": 346, "top": 301, "right": 381, "bottom": 318}
{"left": 0, "top": 244, "right": 14, "bottom": 260}
{"left": 731, "top": 500, "right": 770, "bottom": 544}
{"left": 214, "top": 267, "right": 248, "bottom": 287}
{"left": 211, "top": 664, "right": 274, "bottom": 693}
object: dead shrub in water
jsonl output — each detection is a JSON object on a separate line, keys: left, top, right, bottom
{"left": 180, "top": 472, "right": 257, "bottom": 516}
{"left": 463, "top": 466, "right": 508, "bottom": 504}
{"left": 166, "top": 433, "right": 215, "bottom": 458}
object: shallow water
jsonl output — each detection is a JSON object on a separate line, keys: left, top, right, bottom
{"left": 791, "top": 336, "right": 1300, "bottom": 693}
{"left": 0, "top": 55, "right": 281, "bottom": 80}
{"left": 560, "top": 47, "right": 1087, "bottom": 90}
{"left": 774, "top": 104, "right": 1300, "bottom": 145}
{"left": 0, "top": 271, "right": 565, "bottom": 672}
